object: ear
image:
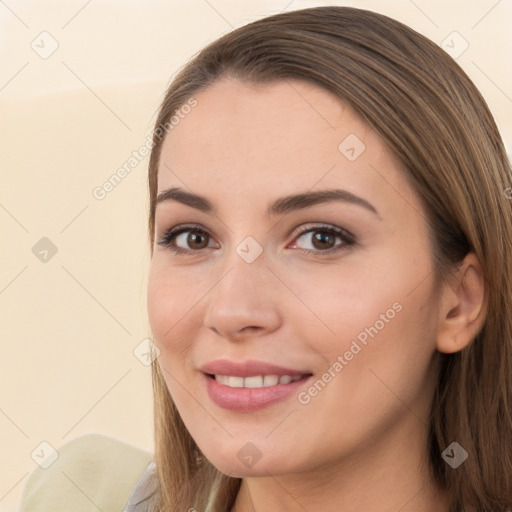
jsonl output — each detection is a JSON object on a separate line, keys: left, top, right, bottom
{"left": 436, "top": 252, "right": 487, "bottom": 354}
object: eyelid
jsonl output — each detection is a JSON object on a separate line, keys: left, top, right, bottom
{"left": 156, "top": 223, "right": 217, "bottom": 251}
{"left": 292, "top": 222, "right": 355, "bottom": 243}
{"left": 157, "top": 222, "right": 356, "bottom": 255}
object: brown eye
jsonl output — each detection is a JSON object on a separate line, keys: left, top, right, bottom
{"left": 184, "top": 231, "right": 210, "bottom": 249}
{"left": 291, "top": 225, "right": 356, "bottom": 255}
{"left": 157, "top": 226, "right": 218, "bottom": 253}
{"left": 311, "top": 231, "right": 336, "bottom": 250}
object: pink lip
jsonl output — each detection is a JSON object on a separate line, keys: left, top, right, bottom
{"left": 200, "top": 359, "right": 313, "bottom": 412}
{"left": 200, "top": 359, "right": 310, "bottom": 378}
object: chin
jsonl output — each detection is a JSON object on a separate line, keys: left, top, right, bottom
{"left": 200, "top": 444, "right": 289, "bottom": 478}
{"left": 209, "top": 458, "right": 282, "bottom": 478}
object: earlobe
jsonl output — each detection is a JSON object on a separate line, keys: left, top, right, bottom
{"left": 436, "top": 252, "right": 487, "bottom": 354}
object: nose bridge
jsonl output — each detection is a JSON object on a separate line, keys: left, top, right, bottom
{"left": 203, "top": 241, "right": 282, "bottom": 338}
{"left": 213, "top": 232, "right": 270, "bottom": 295}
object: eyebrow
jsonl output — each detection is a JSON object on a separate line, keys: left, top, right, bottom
{"left": 156, "top": 186, "right": 380, "bottom": 219}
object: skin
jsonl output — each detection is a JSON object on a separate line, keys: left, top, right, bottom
{"left": 147, "top": 78, "right": 486, "bottom": 511}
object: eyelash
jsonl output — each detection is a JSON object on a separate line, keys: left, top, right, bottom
{"left": 157, "top": 223, "right": 356, "bottom": 257}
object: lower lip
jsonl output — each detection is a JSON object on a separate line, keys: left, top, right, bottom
{"left": 202, "top": 372, "right": 313, "bottom": 412}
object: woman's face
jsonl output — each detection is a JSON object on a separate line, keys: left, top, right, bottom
{"left": 147, "top": 78, "right": 443, "bottom": 477}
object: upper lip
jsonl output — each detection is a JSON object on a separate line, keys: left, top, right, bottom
{"left": 200, "top": 359, "right": 312, "bottom": 378}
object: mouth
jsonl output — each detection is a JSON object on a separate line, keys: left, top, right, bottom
{"left": 205, "top": 373, "right": 310, "bottom": 388}
{"left": 200, "top": 361, "right": 314, "bottom": 412}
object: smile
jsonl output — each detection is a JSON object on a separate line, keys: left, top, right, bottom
{"left": 202, "top": 372, "right": 313, "bottom": 412}
{"left": 211, "top": 374, "right": 303, "bottom": 388}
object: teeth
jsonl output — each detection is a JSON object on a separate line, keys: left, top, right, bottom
{"left": 228, "top": 376, "right": 244, "bottom": 388}
{"left": 263, "top": 375, "right": 279, "bottom": 386}
{"left": 215, "top": 375, "right": 229, "bottom": 386}
{"left": 214, "top": 374, "right": 302, "bottom": 388}
{"left": 244, "top": 376, "right": 263, "bottom": 388}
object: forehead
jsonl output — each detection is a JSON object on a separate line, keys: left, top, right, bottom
{"left": 162, "top": 78, "right": 362, "bottom": 164}
{"left": 157, "top": 78, "right": 416, "bottom": 217}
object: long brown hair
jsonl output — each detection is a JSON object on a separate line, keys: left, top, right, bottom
{"left": 146, "top": 6, "right": 512, "bottom": 511}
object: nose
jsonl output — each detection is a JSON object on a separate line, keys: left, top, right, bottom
{"left": 203, "top": 249, "right": 283, "bottom": 341}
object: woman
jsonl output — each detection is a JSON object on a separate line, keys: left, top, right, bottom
{"left": 138, "top": 5, "right": 512, "bottom": 512}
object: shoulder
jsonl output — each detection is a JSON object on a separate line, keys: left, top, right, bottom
{"left": 19, "top": 433, "right": 154, "bottom": 512}
{"left": 123, "top": 460, "right": 158, "bottom": 511}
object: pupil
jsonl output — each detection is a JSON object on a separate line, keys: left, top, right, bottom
{"left": 313, "top": 232, "right": 333, "bottom": 249}
{"left": 189, "top": 232, "right": 207, "bottom": 249}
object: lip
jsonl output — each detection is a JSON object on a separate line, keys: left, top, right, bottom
{"left": 200, "top": 359, "right": 310, "bottom": 378}
{"left": 200, "top": 359, "right": 314, "bottom": 412}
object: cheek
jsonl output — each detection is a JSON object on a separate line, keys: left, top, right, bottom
{"left": 280, "top": 258, "right": 403, "bottom": 355}
{"left": 299, "top": 276, "right": 439, "bottom": 423}
{"left": 147, "top": 263, "right": 202, "bottom": 404}
{"left": 146, "top": 260, "right": 199, "bottom": 356}
{"left": 147, "top": 267, "right": 171, "bottom": 348}
{"left": 288, "top": 249, "right": 439, "bottom": 391}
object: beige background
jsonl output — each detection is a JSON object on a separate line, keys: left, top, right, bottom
{"left": 1, "top": 1, "right": 511, "bottom": 510}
